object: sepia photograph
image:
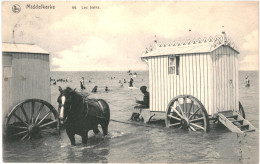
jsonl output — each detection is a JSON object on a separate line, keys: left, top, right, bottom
{"left": 1, "top": 1, "right": 259, "bottom": 163}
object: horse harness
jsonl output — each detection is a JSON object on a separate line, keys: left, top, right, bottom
{"left": 58, "top": 95, "right": 105, "bottom": 125}
{"left": 83, "top": 96, "right": 105, "bottom": 119}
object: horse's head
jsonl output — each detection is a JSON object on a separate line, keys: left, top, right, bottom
{"left": 57, "top": 86, "right": 76, "bottom": 125}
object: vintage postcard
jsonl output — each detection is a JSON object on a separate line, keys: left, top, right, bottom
{"left": 2, "top": 1, "right": 259, "bottom": 163}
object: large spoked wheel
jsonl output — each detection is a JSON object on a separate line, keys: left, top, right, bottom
{"left": 165, "top": 95, "right": 210, "bottom": 132}
{"left": 5, "top": 99, "right": 60, "bottom": 141}
{"left": 239, "top": 101, "right": 246, "bottom": 119}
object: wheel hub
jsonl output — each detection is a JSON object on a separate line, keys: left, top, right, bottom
{"left": 180, "top": 117, "right": 190, "bottom": 129}
{"left": 28, "top": 124, "right": 40, "bottom": 135}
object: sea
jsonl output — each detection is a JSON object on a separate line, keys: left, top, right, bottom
{"left": 3, "top": 71, "right": 259, "bottom": 163}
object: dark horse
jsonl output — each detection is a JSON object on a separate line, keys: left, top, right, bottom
{"left": 57, "top": 86, "right": 110, "bottom": 146}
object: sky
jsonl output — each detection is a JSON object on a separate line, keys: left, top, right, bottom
{"left": 2, "top": 1, "right": 259, "bottom": 71}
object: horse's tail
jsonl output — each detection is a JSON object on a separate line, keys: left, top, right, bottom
{"left": 98, "top": 99, "right": 110, "bottom": 122}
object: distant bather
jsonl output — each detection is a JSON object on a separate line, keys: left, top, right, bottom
{"left": 92, "top": 86, "right": 98, "bottom": 92}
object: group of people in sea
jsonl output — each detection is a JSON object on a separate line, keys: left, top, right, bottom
{"left": 127, "top": 70, "right": 137, "bottom": 76}
{"left": 80, "top": 77, "right": 110, "bottom": 92}
{"left": 109, "top": 70, "right": 137, "bottom": 88}
{"left": 50, "top": 77, "right": 72, "bottom": 85}
{"left": 78, "top": 70, "right": 139, "bottom": 94}
{"left": 118, "top": 78, "right": 134, "bottom": 87}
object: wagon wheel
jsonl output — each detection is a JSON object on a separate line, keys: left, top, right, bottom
{"left": 5, "top": 99, "right": 60, "bottom": 141}
{"left": 239, "top": 101, "right": 246, "bottom": 119}
{"left": 165, "top": 95, "right": 210, "bottom": 132}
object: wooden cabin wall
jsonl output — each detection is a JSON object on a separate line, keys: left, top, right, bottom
{"left": 148, "top": 53, "right": 213, "bottom": 114}
{"left": 2, "top": 52, "right": 51, "bottom": 123}
{"left": 2, "top": 54, "right": 13, "bottom": 124}
{"left": 210, "top": 46, "right": 239, "bottom": 115}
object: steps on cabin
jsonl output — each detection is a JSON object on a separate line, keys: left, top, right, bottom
{"left": 218, "top": 111, "right": 256, "bottom": 133}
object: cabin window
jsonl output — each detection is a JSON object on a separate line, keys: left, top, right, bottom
{"left": 168, "top": 56, "right": 180, "bottom": 75}
{"left": 3, "top": 54, "right": 12, "bottom": 78}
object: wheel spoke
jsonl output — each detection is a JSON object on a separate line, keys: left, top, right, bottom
{"left": 21, "top": 133, "right": 29, "bottom": 141}
{"left": 8, "top": 124, "right": 27, "bottom": 129}
{"left": 167, "top": 114, "right": 181, "bottom": 121}
{"left": 190, "top": 117, "right": 204, "bottom": 123}
{"left": 12, "top": 113, "right": 29, "bottom": 126}
{"left": 27, "top": 135, "right": 31, "bottom": 141}
{"left": 183, "top": 98, "right": 187, "bottom": 117}
{"left": 37, "top": 111, "right": 51, "bottom": 126}
{"left": 176, "top": 101, "right": 185, "bottom": 116}
{"left": 31, "top": 101, "right": 35, "bottom": 123}
{"left": 168, "top": 122, "right": 181, "bottom": 127}
{"left": 166, "top": 96, "right": 209, "bottom": 132}
{"left": 40, "top": 129, "right": 52, "bottom": 133}
{"left": 20, "top": 105, "right": 29, "bottom": 123}
{"left": 189, "top": 107, "right": 201, "bottom": 119}
{"left": 187, "top": 100, "right": 194, "bottom": 118}
{"left": 12, "top": 130, "right": 28, "bottom": 136}
{"left": 39, "top": 120, "right": 57, "bottom": 128}
{"left": 189, "top": 126, "right": 196, "bottom": 131}
{"left": 190, "top": 123, "right": 205, "bottom": 131}
{"left": 172, "top": 107, "right": 183, "bottom": 118}
{"left": 35, "top": 103, "right": 44, "bottom": 124}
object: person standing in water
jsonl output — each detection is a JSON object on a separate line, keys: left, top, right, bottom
{"left": 245, "top": 76, "right": 250, "bottom": 87}
{"left": 80, "top": 77, "right": 86, "bottom": 90}
{"left": 129, "top": 78, "right": 134, "bottom": 87}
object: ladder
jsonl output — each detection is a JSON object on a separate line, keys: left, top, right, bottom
{"left": 218, "top": 111, "right": 257, "bottom": 133}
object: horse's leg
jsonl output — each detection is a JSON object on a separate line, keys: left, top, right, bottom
{"left": 82, "top": 132, "right": 88, "bottom": 145}
{"left": 93, "top": 125, "right": 100, "bottom": 135}
{"left": 66, "top": 128, "right": 76, "bottom": 146}
{"left": 101, "top": 121, "right": 109, "bottom": 136}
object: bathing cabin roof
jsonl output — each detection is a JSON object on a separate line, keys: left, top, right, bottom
{"left": 2, "top": 42, "right": 49, "bottom": 55}
{"left": 141, "top": 34, "right": 239, "bottom": 58}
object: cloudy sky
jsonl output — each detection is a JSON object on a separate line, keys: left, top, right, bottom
{"left": 2, "top": 1, "right": 259, "bottom": 71}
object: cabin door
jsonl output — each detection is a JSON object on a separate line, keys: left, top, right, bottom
{"left": 214, "top": 53, "right": 234, "bottom": 112}
{"left": 227, "top": 53, "right": 235, "bottom": 111}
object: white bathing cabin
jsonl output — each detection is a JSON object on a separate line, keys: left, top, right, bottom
{"left": 141, "top": 32, "right": 239, "bottom": 116}
{"left": 2, "top": 43, "right": 51, "bottom": 123}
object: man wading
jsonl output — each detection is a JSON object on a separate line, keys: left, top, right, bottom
{"left": 80, "top": 77, "right": 86, "bottom": 90}
{"left": 130, "top": 86, "right": 149, "bottom": 121}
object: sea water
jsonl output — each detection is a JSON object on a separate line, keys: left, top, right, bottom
{"left": 3, "top": 71, "right": 259, "bottom": 163}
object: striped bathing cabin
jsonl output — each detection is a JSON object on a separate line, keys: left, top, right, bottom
{"left": 141, "top": 32, "right": 239, "bottom": 116}
{"left": 2, "top": 43, "right": 51, "bottom": 124}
